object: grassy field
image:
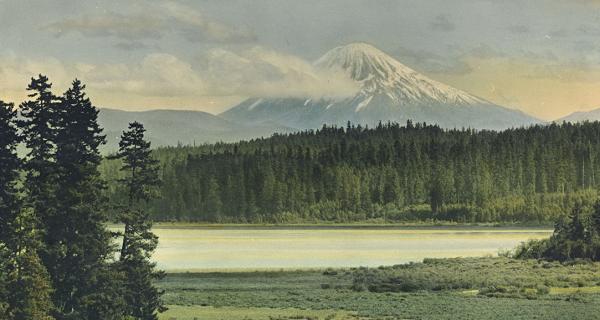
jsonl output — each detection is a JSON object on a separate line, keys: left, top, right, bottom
{"left": 157, "top": 257, "right": 600, "bottom": 320}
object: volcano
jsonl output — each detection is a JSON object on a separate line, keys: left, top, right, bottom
{"left": 221, "top": 43, "right": 539, "bottom": 130}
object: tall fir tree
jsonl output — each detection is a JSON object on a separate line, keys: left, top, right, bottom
{"left": 0, "top": 100, "right": 54, "bottom": 320}
{"left": 0, "top": 101, "right": 21, "bottom": 250}
{"left": 110, "top": 122, "right": 165, "bottom": 320}
{"left": 49, "top": 79, "right": 125, "bottom": 319}
{"left": 18, "top": 74, "right": 59, "bottom": 238}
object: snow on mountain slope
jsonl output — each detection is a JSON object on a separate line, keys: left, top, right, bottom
{"left": 221, "top": 43, "right": 539, "bottom": 130}
{"left": 315, "top": 42, "right": 486, "bottom": 106}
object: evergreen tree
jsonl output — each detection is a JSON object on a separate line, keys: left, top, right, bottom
{"left": 0, "top": 100, "right": 21, "bottom": 256}
{"left": 6, "top": 212, "right": 55, "bottom": 320}
{"left": 17, "top": 77, "right": 61, "bottom": 316}
{"left": 48, "top": 79, "right": 124, "bottom": 319}
{"left": 110, "top": 122, "right": 165, "bottom": 320}
{"left": 0, "top": 100, "right": 54, "bottom": 319}
{"left": 18, "top": 75, "right": 59, "bottom": 229}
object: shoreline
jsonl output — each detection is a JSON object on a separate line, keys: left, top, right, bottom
{"left": 146, "top": 222, "right": 554, "bottom": 230}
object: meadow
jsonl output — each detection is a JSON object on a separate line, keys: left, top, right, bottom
{"left": 157, "top": 257, "right": 600, "bottom": 320}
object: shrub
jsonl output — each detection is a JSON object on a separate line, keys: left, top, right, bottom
{"left": 536, "top": 285, "right": 550, "bottom": 295}
{"left": 322, "top": 269, "right": 338, "bottom": 276}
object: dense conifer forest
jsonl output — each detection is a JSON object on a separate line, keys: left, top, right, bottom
{"left": 102, "top": 121, "right": 600, "bottom": 224}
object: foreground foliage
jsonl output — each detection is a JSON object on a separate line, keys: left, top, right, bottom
{"left": 515, "top": 199, "right": 600, "bottom": 261}
{"left": 0, "top": 75, "right": 165, "bottom": 319}
{"left": 0, "top": 98, "right": 54, "bottom": 319}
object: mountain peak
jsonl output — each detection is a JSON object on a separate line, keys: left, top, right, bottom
{"left": 315, "top": 42, "right": 487, "bottom": 106}
{"left": 327, "top": 42, "right": 387, "bottom": 58}
{"left": 315, "top": 42, "right": 407, "bottom": 81}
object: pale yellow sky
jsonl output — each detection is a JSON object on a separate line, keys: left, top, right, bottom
{"left": 432, "top": 57, "right": 600, "bottom": 121}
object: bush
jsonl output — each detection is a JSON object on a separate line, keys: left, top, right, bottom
{"left": 322, "top": 269, "right": 338, "bottom": 276}
{"left": 536, "top": 285, "right": 550, "bottom": 295}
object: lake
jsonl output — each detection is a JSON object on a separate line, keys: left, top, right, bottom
{"left": 149, "top": 226, "right": 552, "bottom": 271}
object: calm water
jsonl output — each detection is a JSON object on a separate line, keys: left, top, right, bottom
{"left": 149, "top": 227, "right": 551, "bottom": 271}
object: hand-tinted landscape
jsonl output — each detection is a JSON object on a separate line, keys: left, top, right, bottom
{"left": 3, "top": 1, "right": 600, "bottom": 319}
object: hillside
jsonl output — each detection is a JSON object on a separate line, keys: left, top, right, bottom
{"left": 98, "top": 108, "right": 294, "bottom": 151}
{"left": 556, "top": 108, "right": 600, "bottom": 123}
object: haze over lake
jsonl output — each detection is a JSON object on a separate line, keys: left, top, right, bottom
{"left": 150, "top": 227, "right": 551, "bottom": 271}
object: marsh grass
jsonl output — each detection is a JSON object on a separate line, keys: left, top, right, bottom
{"left": 157, "top": 257, "right": 600, "bottom": 319}
{"left": 352, "top": 257, "right": 600, "bottom": 295}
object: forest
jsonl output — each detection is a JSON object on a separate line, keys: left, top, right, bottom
{"left": 102, "top": 121, "right": 600, "bottom": 224}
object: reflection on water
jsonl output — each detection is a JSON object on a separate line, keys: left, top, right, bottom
{"left": 147, "top": 227, "right": 551, "bottom": 271}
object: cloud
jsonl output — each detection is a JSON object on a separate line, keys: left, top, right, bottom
{"left": 393, "top": 46, "right": 472, "bottom": 75}
{"left": 574, "top": 0, "right": 600, "bottom": 5}
{"left": 162, "top": 2, "right": 256, "bottom": 43}
{"left": 508, "top": 25, "right": 530, "bottom": 34}
{"left": 468, "top": 44, "right": 504, "bottom": 59}
{"left": 45, "top": 12, "right": 164, "bottom": 40}
{"left": 392, "top": 44, "right": 506, "bottom": 76}
{"left": 44, "top": 2, "right": 255, "bottom": 44}
{"left": 86, "top": 54, "right": 206, "bottom": 98}
{"left": 114, "top": 41, "right": 151, "bottom": 51}
{"left": 0, "top": 55, "right": 73, "bottom": 94}
{"left": 0, "top": 47, "right": 358, "bottom": 112}
{"left": 577, "top": 24, "right": 600, "bottom": 36}
{"left": 196, "top": 46, "right": 359, "bottom": 98}
{"left": 430, "top": 15, "right": 455, "bottom": 32}
{"left": 549, "top": 29, "right": 569, "bottom": 38}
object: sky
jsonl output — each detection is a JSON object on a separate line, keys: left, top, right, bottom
{"left": 1, "top": 0, "right": 600, "bottom": 120}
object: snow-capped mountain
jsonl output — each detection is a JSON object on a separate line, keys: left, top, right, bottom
{"left": 221, "top": 42, "right": 539, "bottom": 130}
{"left": 315, "top": 42, "right": 486, "bottom": 106}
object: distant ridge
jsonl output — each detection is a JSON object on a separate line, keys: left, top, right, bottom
{"left": 98, "top": 108, "right": 294, "bottom": 151}
{"left": 556, "top": 108, "right": 600, "bottom": 123}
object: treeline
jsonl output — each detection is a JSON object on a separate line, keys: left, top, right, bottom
{"left": 0, "top": 75, "right": 163, "bottom": 319}
{"left": 102, "top": 120, "right": 600, "bottom": 224}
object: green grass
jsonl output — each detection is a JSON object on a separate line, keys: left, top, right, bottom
{"left": 157, "top": 257, "right": 600, "bottom": 319}
{"left": 462, "top": 286, "right": 600, "bottom": 296}
{"left": 550, "top": 286, "right": 600, "bottom": 295}
{"left": 159, "top": 305, "right": 355, "bottom": 320}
